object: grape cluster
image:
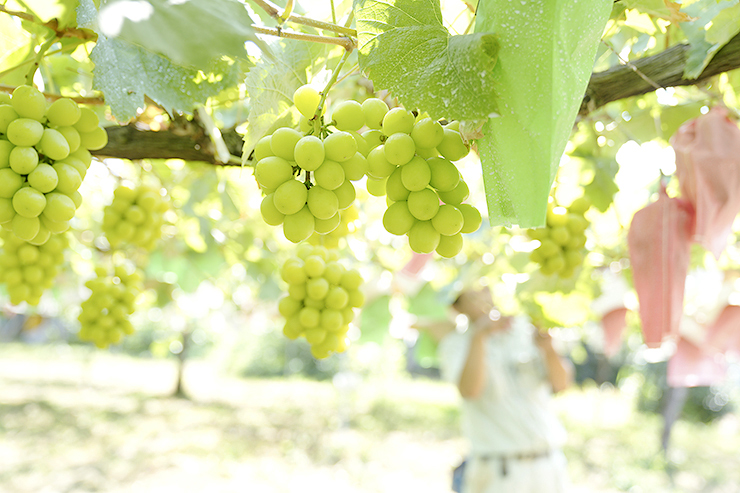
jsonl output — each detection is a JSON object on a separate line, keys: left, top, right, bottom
{"left": 102, "top": 183, "right": 169, "bottom": 251}
{"left": 0, "top": 231, "right": 67, "bottom": 305}
{"left": 527, "top": 197, "right": 591, "bottom": 278}
{"left": 78, "top": 263, "right": 143, "bottom": 348}
{"left": 0, "top": 86, "right": 106, "bottom": 245}
{"left": 255, "top": 86, "right": 370, "bottom": 243}
{"left": 278, "top": 244, "right": 364, "bottom": 359}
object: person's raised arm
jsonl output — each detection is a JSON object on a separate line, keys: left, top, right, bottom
{"left": 534, "top": 330, "right": 574, "bottom": 393}
{"left": 457, "top": 316, "right": 511, "bottom": 399}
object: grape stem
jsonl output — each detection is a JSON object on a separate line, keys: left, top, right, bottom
{"left": 25, "top": 36, "right": 59, "bottom": 86}
{"left": 278, "top": 0, "right": 294, "bottom": 24}
{"left": 251, "top": 25, "right": 355, "bottom": 51}
{"left": 0, "top": 5, "right": 97, "bottom": 40}
{"left": 251, "top": 0, "right": 357, "bottom": 37}
{"left": 312, "top": 46, "right": 354, "bottom": 134}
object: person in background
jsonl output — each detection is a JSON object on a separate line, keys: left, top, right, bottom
{"left": 429, "top": 288, "right": 574, "bottom": 493}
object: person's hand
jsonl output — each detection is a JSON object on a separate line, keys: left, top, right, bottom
{"left": 534, "top": 328, "right": 555, "bottom": 351}
{"left": 473, "top": 313, "right": 512, "bottom": 338}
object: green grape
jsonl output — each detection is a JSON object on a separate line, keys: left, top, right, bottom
{"left": 40, "top": 215, "right": 69, "bottom": 234}
{"left": 416, "top": 147, "right": 439, "bottom": 159}
{"left": 400, "top": 156, "right": 431, "bottom": 191}
{"left": 333, "top": 180, "right": 356, "bottom": 210}
{"left": 78, "top": 127, "right": 108, "bottom": 151}
{"left": 0, "top": 140, "right": 13, "bottom": 168}
{"left": 281, "top": 258, "right": 307, "bottom": 283}
{"left": 324, "top": 286, "right": 349, "bottom": 310}
{"left": 366, "top": 146, "right": 396, "bottom": 179}
{"left": 294, "top": 135, "right": 325, "bottom": 171}
{"left": 568, "top": 197, "right": 591, "bottom": 215}
{"left": 435, "top": 232, "right": 463, "bottom": 257}
{"left": 320, "top": 309, "right": 343, "bottom": 331}
{"left": 42, "top": 192, "right": 76, "bottom": 222}
{"left": 11, "top": 214, "right": 40, "bottom": 241}
{"left": 526, "top": 228, "right": 548, "bottom": 241}
{"left": 411, "top": 118, "right": 444, "bottom": 149}
{"left": 279, "top": 296, "right": 303, "bottom": 318}
{"left": 0, "top": 198, "right": 15, "bottom": 223}
{"left": 383, "top": 133, "right": 415, "bottom": 166}
{"left": 304, "top": 254, "right": 326, "bottom": 277}
{"left": 6, "top": 118, "right": 44, "bottom": 147}
{"left": 70, "top": 147, "right": 92, "bottom": 167}
{"left": 544, "top": 253, "right": 566, "bottom": 274}
{"left": 427, "top": 157, "right": 460, "bottom": 192}
{"left": 437, "top": 129, "right": 469, "bottom": 161}
{"left": 306, "top": 277, "right": 330, "bottom": 300}
{"left": 38, "top": 128, "right": 70, "bottom": 160}
{"left": 458, "top": 203, "right": 483, "bottom": 233}
{"left": 52, "top": 162, "right": 82, "bottom": 195}
{"left": 323, "top": 261, "right": 344, "bottom": 284}
{"left": 314, "top": 160, "right": 345, "bottom": 190}
{"left": 298, "top": 306, "right": 320, "bottom": 328}
{"left": 407, "top": 188, "right": 440, "bottom": 221}
{"left": 340, "top": 152, "right": 367, "bottom": 181}
{"left": 283, "top": 205, "right": 315, "bottom": 243}
{"left": 437, "top": 180, "right": 470, "bottom": 205}
{"left": 11, "top": 85, "right": 47, "bottom": 121}
{"left": 0, "top": 93, "right": 10, "bottom": 104}
{"left": 293, "top": 85, "right": 322, "bottom": 119}
{"left": 273, "top": 179, "right": 308, "bottom": 215}
{"left": 323, "top": 131, "right": 357, "bottom": 162}
{"left": 331, "top": 100, "right": 364, "bottom": 131}
{"left": 74, "top": 107, "right": 100, "bottom": 133}
{"left": 382, "top": 107, "right": 414, "bottom": 136}
{"left": 361, "top": 98, "right": 389, "bottom": 130}
{"left": 550, "top": 226, "right": 570, "bottom": 246}
{"left": 366, "top": 176, "right": 387, "bottom": 197}
{"left": 385, "top": 167, "right": 411, "bottom": 202}
{"left": 260, "top": 193, "right": 285, "bottom": 226}
{"left": 564, "top": 249, "right": 583, "bottom": 269}
{"left": 431, "top": 204, "right": 464, "bottom": 236}
{"left": 314, "top": 212, "right": 341, "bottom": 234}
{"left": 28, "top": 224, "right": 50, "bottom": 246}
{"left": 567, "top": 234, "right": 587, "bottom": 250}
{"left": 0, "top": 168, "right": 23, "bottom": 198}
{"left": 56, "top": 126, "right": 81, "bottom": 153}
{"left": 46, "top": 98, "right": 81, "bottom": 127}
{"left": 307, "top": 185, "right": 339, "bottom": 220}
{"left": 340, "top": 270, "right": 363, "bottom": 291}
{"left": 299, "top": 116, "right": 313, "bottom": 133}
{"left": 0, "top": 105, "right": 19, "bottom": 134}
{"left": 60, "top": 156, "right": 88, "bottom": 180}
{"left": 347, "top": 131, "right": 369, "bottom": 157}
{"left": 546, "top": 206, "right": 568, "bottom": 227}
{"left": 566, "top": 213, "right": 588, "bottom": 234}
{"left": 445, "top": 120, "right": 460, "bottom": 131}
{"left": 9, "top": 146, "right": 38, "bottom": 175}
{"left": 254, "top": 156, "right": 294, "bottom": 190}
{"left": 383, "top": 201, "right": 415, "bottom": 235}
{"left": 12, "top": 187, "right": 46, "bottom": 218}
{"left": 361, "top": 129, "right": 385, "bottom": 151}
{"left": 536, "top": 238, "right": 560, "bottom": 258}
{"left": 253, "top": 135, "right": 274, "bottom": 162}
{"left": 270, "top": 127, "right": 302, "bottom": 161}
{"left": 408, "top": 220, "right": 440, "bottom": 254}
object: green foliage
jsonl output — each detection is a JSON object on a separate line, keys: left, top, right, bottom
{"left": 355, "top": 0, "right": 499, "bottom": 121}
{"left": 681, "top": 0, "right": 740, "bottom": 79}
{"left": 96, "top": 0, "right": 257, "bottom": 70}
{"left": 78, "top": 0, "right": 242, "bottom": 120}
{"left": 241, "top": 40, "right": 333, "bottom": 159}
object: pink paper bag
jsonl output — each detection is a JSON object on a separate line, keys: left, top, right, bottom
{"left": 667, "top": 336, "right": 726, "bottom": 388}
{"left": 672, "top": 107, "right": 740, "bottom": 258}
{"left": 602, "top": 307, "right": 628, "bottom": 357}
{"left": 706, "top": 304, "right": 740, "bottom": 355}
{"left": 628, "top": 189, "right": 695, "bottom": 347}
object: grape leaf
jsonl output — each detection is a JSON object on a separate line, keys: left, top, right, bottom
{"left": 96, "top": 0, "right": 258, "bottom": 70}
{"left": 77, "top": 0, "right": 241, "bottom": 121}
{"left": 241, "top": 40, "right": 333, "bottom": 162}
{"left": 620, "top": 0, "right": 694, "bottom": 23}
{"left": 475, "top": 0, "right": 612, "bottom": 228}
{"left": 355, "top": 0, "right": 499, "bottom": 121}
{"left": 0, "top": 14, "right": 34, "bottom": 86}
{"left": 4, "top": 0, "right": 81, "bottom": 28}
{"left": 680, "top": 0, "right": 740, "bottom": 79}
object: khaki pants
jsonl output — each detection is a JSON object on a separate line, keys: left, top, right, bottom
{"left": 462, "top": 450, "right": 569, "bottom": 493}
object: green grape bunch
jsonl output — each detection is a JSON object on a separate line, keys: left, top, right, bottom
{"left": 254, "top": 85, "right": 371, "bottom": 244}
{"left": 78, "top": 262, "right": 143, "bottom": 348}
{"left": 307, "top": 203, "right": 359, "bottom": 249}
{"left": 102, "top": 183, "right": 169, "bottom": 251}
{"left": 0, "top": 86, "right": 107, "bottom": 245}
{"left": 0, "top": 230, "right": 68, "bottom": 305}
{"left": 277, "top": 243, "right": 364, "bottom": 359}
{"left": 526, "top": 197, "right": 591, "bottom": 278}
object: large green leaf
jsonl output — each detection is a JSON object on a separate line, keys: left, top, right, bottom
{"left": 241, "top": 40, "right": 332, "bottom": 161}
{"left": 0, "top": 15, "right": 34, "bottom": 86}
{"left": 475, "top": 0, "right": 612, "bottom": 227}
{"left": 681, "top": 0, "right": 740, "bottom": 79}
{"left": 77, "top": 0, "right": 241, "bottom": 121}
{"left": 96, "top": 0, "right": 257, "bottom": 70}
{"left": 355, "top": 0, "right": 499, "bottom": 121}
